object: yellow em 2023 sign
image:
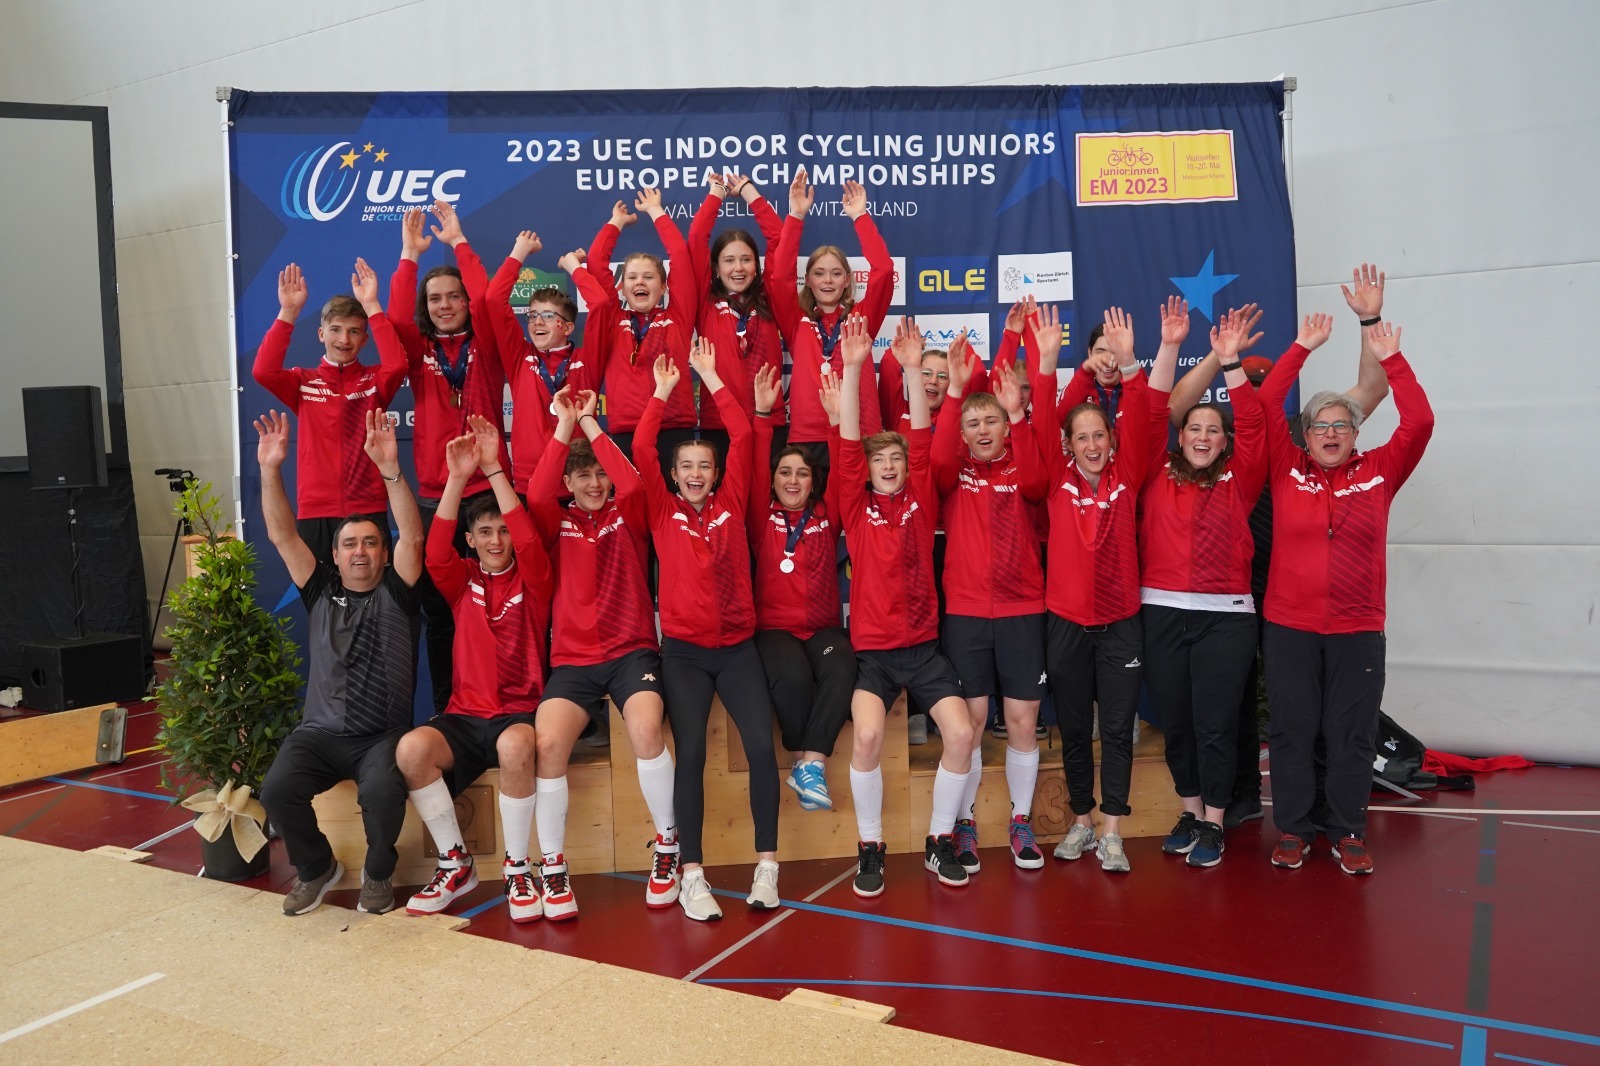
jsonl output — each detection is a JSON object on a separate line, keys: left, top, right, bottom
{"left": 1075, "top": 131, "right": 1237, "bottom": 206}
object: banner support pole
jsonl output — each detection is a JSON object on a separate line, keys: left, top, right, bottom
{"left": 1280, "top": 75, "right": 1297, "bottom": 214}
{"left": 217, "top": 86, "right": 244, "bottom": 536}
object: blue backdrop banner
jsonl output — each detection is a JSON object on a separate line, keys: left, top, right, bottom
{"left": 227, "top": 83, "right": 1295, "bottom": 717}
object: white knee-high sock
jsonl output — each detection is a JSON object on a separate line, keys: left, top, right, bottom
{"left": 850, "top": 766, "right": 884, "bottom": 843}
{"left": 1006, "top": 745, "right": 1041, "bottom": 818}
{"left": 409, "top": 779, "right": 464, "bottom": 861}
{"left": 959, "top": 746, "right": 983, "bottom": 820}
{"left": 498, "top": 791, "right": 536, "bottom": 866}
{"left": 534, "top": 776, "right": 569, "bottom": 863}
{"left": 930, "top": 765, "right": 972, "bottom": 837}
{"left": 635, "top": 751, "right": 676, "bottom": 838}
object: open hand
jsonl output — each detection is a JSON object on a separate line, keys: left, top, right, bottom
{"left": 841, "top": 181, "right": 868, "bottom": 219}
{"left": 1159, "top": 296, "right": 1190, "bottom": 346}
{"left": 444, "top": 433, "right": 480, "bottom": 480}
{"left": 1341, "top": 263, "right": 1385, "bottom": 319}
{"left": 839, "top": 313, "right": 872, "bottom": 368}
{"left": 512, "top": 230, "right": 541, "bottom": 260}
{"left": 362, "top": 409, "right": 398, "bottom": 471}
{"left": 753, "top": 364, "right": 781, "bottom": 414}
{"left": 1366, "top": 321, "right": 1403, "bottom": 361}
{"left": 1297, "top": 312, "right": 1335, "bottom": 351}
{"left": 278, "top": 264, "right": 308, "bottom": 316}
{"left": 429, "top": 199, "right": 465, "bottom": 246}
{"left": 610, "top": 199, "right": 638, "bottom": 229}
{"left": 254, "top": 409, "right": 291, "bottom": 468}
{"left": 789, "top": 168, "right": 814, "bottom": 216}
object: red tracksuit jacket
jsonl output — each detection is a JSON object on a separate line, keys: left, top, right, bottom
{"left": 746, "top": 413, "right": 843, "bottom": 639}
{"left": 832, "top": 424, "right": 941, "bottom": 650}
{"left": 485, "top": 256, "right": 599, "bottom": 495}
{"left": 251, "top": 314, "right": 407, "bottom": 519}
{"left": 525, "top": 432, "right": 658, "bottom": 667}
{"left": 635, "top": 388, "right": 755, "bottom": 646}
{"left": 931, "top": 403, "right": 1048, "bottom": 618}
{"left": 1137, "top": 378, "right": 1268, "bottom": 598}
{"left": 1032, "top": 365, "right": 1154, "bottom": 626}
{"left": 688, "top": 192, "right": 787, "bottom": 429}
{"left": 573, "top": 216, "right": 697, "bottom": 434}
{"left": 768, "top": 212, "right": 892, "bottom": 443}
{"left": 426, "top": 507, "right": 552, "bottom": 717}
{"left": 881, "top": 328, "right": 1009, "bottom": 434}
{"left": 1257, "top": 345, "right": 1434, "bottom": 634}
{"left": 387, "top": 244, "right": 508, "bottom": 499}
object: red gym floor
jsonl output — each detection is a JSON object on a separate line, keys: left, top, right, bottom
{"left": 5, "top": 703, "right": 1598, "bottom": 1065}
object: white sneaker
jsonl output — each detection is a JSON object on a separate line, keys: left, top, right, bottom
{"left": 503, "top": 856, "right": 543, "bottom": 924}
{"left": 1099, "top": 832, "right": 1131, "bottom": 873}
{"left": 678, "top": 869, "right": 723, "bottom": 922}
{"left": 1053, "top": 823, "right": 1098, "bottom": 861}
{"left": 747, "top": 860, "right": 780, "bottom": 910}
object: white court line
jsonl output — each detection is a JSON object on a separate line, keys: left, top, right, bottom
{"left": 0, "top": 785, "right": 64, "bottom": 805}
{"left": 0, "top": 973, "right": 166, "bottom": 1045}
{"left": 1503, "top": 821, "right": 1600, "bottom": 836}
{"left": 1262, "top": 799, "right": 1600, "bottom": 818}
{"left": 0, "top": 757, "right": 168, "bottom": 804}
{"left": 683, "top": 864, "right": 856, "bottom": 983}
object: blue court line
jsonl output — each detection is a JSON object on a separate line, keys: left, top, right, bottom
{"left": 698, "top": 978, "right": 1454, "bottom": 1050}
{"left": 458, "top": 895, "right": 507, "bottom": 920}
{"left": 43, "top": 777, "right": 172, "bottom": 803}
{"left": 606, "top": 872, "right": 1600, "bottom": 1049}
{"left": 1495, "top": 1053, "right": 1569, "bottom": 1065}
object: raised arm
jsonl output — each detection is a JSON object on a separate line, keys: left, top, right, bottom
{"left": 687, "top": 177, "right": 727, "bottom": 287}
{"left": 693, "top": 338, "right": 752, "bottom": 510}
{"left": 891, "top": 317, "right": 931, "bottom": 432}
{"left": 586, "top": 200, "right": 635, "bottom": 296}
{"left": 362, "top": 409, "right": 423, "bottom": 586}
{"left": 631, "top": 355, "right": 679, "bottom": 516}
{"left": 836, "top": 314, "right": 872, "bottom": 443}
{"left": 254, "top": 409, "right": 315, "bottom": 586}
{"left": 1340, "top": 262, "right": 1391, "bottom": 417}
{"left": 765, "top": 170, "right": 812, "bottom": 339}
{"left": 1364, "top": 322, "right": 1434, "bottom": 488}
{"left": 1259, "top": 314, "right": 1333, "bottom": 473}
{"left": 1026, "top": 302, "right": 1067, "bottom": 479}
{"left": 580, "top": 389, "right": 647, "bottom": 525}
{"left": 487, "top": 230, "right": 541, "bottom": 378}
{"left": 1147, "top": 295, "right": 1192, "bottom": 394}
{"left": 995, "top": 365, "right": 1047, "bottom": 503}
{"left": 746, "top": 365, "right": 782, "bottom": 540}
{"left": 524, "top": 386, "right": 580, "bottom": 545}
{"left": 251, "top": 265, "right": 306, "bottom": 407}
{"left": 425, "top": 431, "right": 481, "bottom": 603}
{"left": 386, "top": 209, "right": 429, "bottom": 356}
{"left": 845, "top": 182, "right": 894, "bottom": 332}
{"left": 352, "top": 259, "right": 407, "bottom": 405}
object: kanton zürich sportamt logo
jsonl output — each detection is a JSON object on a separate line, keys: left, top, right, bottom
{"left": 280, "top": 141, "right": 466, "bottom": 222}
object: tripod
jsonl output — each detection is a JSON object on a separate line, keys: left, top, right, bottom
{"left": 149, "top": 469, "right": 196, "bottom": 646}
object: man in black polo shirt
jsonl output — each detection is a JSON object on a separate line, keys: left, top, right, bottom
{"left": 257, "top": 408, "right": 425, "bottom": 916}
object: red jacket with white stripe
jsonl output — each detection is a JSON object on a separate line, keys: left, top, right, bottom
{"left": 768, "top": 212, "right": 891, "bottom": 443}
{"left": 746, "top": 413, "right": 843, "bottom": 640}
{"left": 635, "top": 388, "right": 755, "bottom": 646}
{"left": 525, "top": 431, "right": 658, "bottom": 667}
{"left": 387, "top": 244, "right": 507, "bottom": 499}
{"left": 485, "top": 256, "right": 599, "bottom": 495}
{"left": 932, "top": 399, "right": 1048, "bottom": 618}
{"left": 688, "top": 192, "right": 787, "bottom": 429}
{"left": 1031, "top": 365, "right": 1154, "bottom": 626}
{"left": 1137, "top": 378, "right": 1269, "bottom": 600}
{"left": 573, "top": 216, "right": 697, "bottom": 434}
{"left": 251, "top": 315, "right": 407, "bottom": 519}
{"left": 1257, "top": 344, "right": 1434, "bottom": 634}
{"left": 832, "top": 424, "right": 941, "bottom": 650}
{"left": 426, "top": 507, "right": 552, "bottom": 717}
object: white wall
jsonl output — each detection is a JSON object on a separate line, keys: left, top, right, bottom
{"left": 2, "top": 0, "right": 1595, "bottom": 761}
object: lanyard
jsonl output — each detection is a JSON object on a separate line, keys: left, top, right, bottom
{"left": 433, "top": 332, "right": 471, "bottom": 392}
{"left": 817, "top": 313, "right": 843, "bottom": 360}
{"left": 536, "top": 346, "right": 572, "bottom": 396}
{"left": 782, "top": 504, "right": 815, "bottom": 555}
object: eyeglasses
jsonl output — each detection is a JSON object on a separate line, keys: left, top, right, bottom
{"left": 920, "top": 369, "right": 950, "bottom": 383}
{"left": 528, "top": 310, "right": 572, "bottom": 323}
{"left": 1308, "top": 420, "right": 1355, "bottom": 436}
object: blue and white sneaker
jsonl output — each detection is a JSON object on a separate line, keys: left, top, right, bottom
{"left": 798, "top": 760, "right": 832, "bottom": 810}
{"left": 1186, "top": 820, "right": 1225, "bottom": 868}
{"left": 1161, "top": 812, "right": 1201, "bottom": 855}
{"left": 785, "top": 762, "right": 820, "bottom": 810}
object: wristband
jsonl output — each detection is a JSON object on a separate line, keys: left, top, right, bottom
{"left": 1359, "top": 315, "right": 1381, "bottom": 327}
{"left": 755, "top": 409, "right": 773, "bottom": 418}
{"left": 483, "top": 469, "right": 506, "bottom": 479}
{"left": 579, "top": 414, "right": 599, "bottom": 427}
{"left": 1119, "top": 362, "right": 1140, "bottom": 376}
{"left": 381, "top": 472, "right": 402, "bottom": 483}
{"left": 1218, "top": 360, "right": 1243, "bottom": 373}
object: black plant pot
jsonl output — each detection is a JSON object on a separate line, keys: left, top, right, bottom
{"left": 198, "top": 823, "right": 270, "bottom": 881}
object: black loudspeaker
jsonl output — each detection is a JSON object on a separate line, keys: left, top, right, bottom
{"left": 23, "top": 386, "right": 108, "bottom": 489}
{"left": 20, "top": 634, "right": 144, "bottom": 712}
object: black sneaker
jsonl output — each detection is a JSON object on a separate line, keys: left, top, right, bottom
{"left": 924, "top": 834, "right": 969, "bottom": 887}
{"left": 1223, "top": 793, "right": 1264, "bottom": 829}
{"left": 853, "top": 840, "right": 886, "bottom": 898}
{"left": 1161, "top": 811, "right": 1201, "bottom": 854}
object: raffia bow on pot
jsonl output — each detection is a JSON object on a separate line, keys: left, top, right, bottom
{"left": 181, "top": 780, "right": 268, "bottom": 860}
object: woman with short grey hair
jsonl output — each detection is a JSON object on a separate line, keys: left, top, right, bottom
{"left": 1255, "top": 313, "right": 1434, "bottom": 875}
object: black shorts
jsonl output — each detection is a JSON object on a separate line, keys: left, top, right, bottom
{"left": 541, "top": 648, "right": 664, "bottom": 717}
{"left": 421, "top": 712, "right": 537, "bottom": 796}
{"left": 855, "top": 640, "right": 962, "bottom": 711}
{"left": 941, "top": 613, "right": 1048, "bottom": 701}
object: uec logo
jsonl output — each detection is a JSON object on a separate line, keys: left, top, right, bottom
{"left": 281, "top": 142, "right": 465, "bottom": 222}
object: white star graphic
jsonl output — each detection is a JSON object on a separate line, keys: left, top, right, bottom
{"left": 1038, "top": 672, "right": 1048, "bottom": 685}
{"left": 642, "top": 673, "right": 657, "bottom": 682}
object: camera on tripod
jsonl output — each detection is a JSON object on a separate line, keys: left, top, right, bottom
{"left": 154, "top": 467, "right": 196, "bottom": 493}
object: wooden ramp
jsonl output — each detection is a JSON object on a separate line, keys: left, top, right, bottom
{"left": 0, "top": 837, "right": 1058, "bottom": 1064}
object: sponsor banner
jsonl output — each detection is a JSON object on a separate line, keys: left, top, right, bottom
{"left": 1075, "top": 130, "right": 1238, "bottom": 206}
{"left": 872, "top": 312, "right": 992, "bottom": 361}
{"left": 997, "top": 252, "right": 1073, "bottom": 303}
{"left": 508, "top": 266, "right": 571, "bottom": 310}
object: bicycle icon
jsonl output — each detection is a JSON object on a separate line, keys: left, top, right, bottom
{"left": 1106, "top": 144, "right": 1155, "bottom": 167}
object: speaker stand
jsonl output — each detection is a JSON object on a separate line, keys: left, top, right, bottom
{"left": 67, "top": 487, "right": 85, "bottom": 640}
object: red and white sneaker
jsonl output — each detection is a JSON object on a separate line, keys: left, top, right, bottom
{"left": 540, "top": 855, "right": 579, "bottom": 921}
{"left": 406, "top": 846, "right": 478, "bottom": 915}
{"left": 646, "top": 832, "right": 681, "bottom": 908}
{"left": 503, "top": 856, "right": 543, "bottom": 923}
